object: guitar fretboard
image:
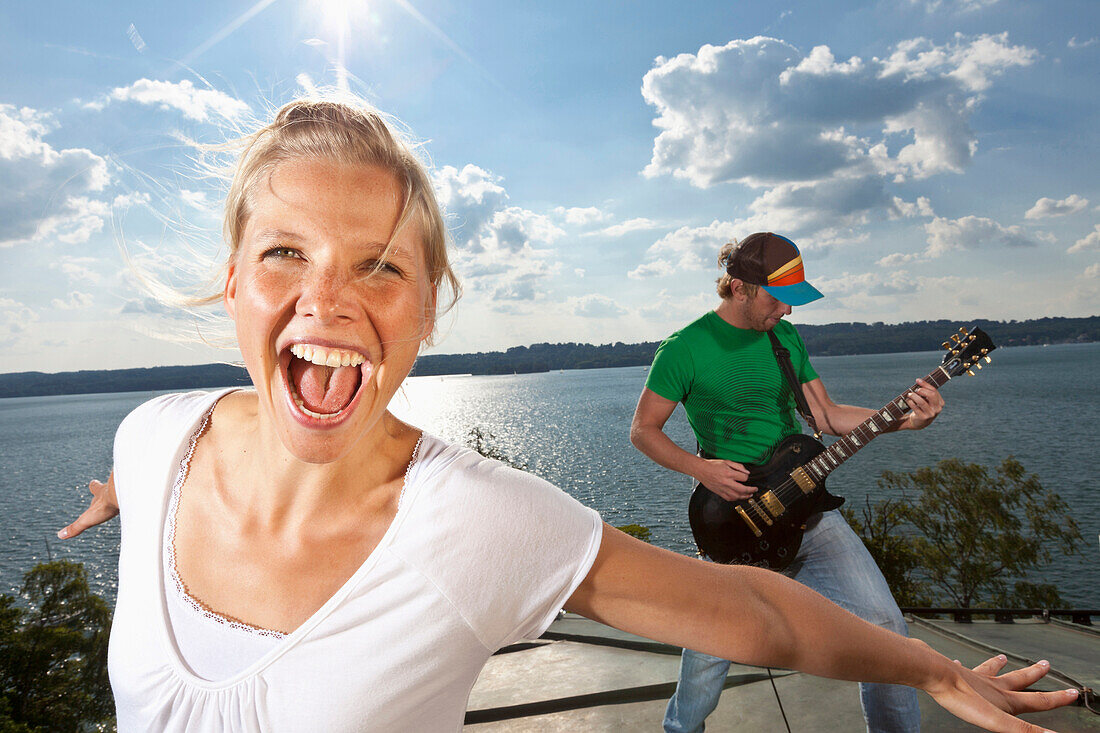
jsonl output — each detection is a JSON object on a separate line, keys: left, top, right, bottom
{"left": 801, "top": 365, "right": 952, "bottom": 482}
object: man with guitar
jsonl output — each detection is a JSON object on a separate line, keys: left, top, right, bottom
{"left": 631, "top": 232, "right": 944, "bottom": 733}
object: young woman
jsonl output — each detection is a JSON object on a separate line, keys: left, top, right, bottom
{"left": 60, "top": 98, "right": 1075, "bottom": 732}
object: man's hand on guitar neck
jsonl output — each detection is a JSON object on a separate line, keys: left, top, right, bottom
{"left": 901, "top": 378, "right": 944, "bottom": 431}
{"left": 692, "top": 458, "right": 755, "bottom": 500}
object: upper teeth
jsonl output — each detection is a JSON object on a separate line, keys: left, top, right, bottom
{"left": 289, "top": 343, "right": 366, "bottom": 368}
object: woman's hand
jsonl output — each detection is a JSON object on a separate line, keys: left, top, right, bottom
{"left": 925, "top": 654, "right": 1078, "bottom": 732}
{"left": 57, "top": 472, "right": 119, "bottom": 539}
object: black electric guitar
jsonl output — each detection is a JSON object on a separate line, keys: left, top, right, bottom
{"left": 689, "top": 326, "right": 996, "bottom": 570}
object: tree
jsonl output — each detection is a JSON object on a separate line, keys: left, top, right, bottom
{"left": 851, "top": 457, "right": 1082, "bottom": 608}
{"left": 614, "top": 524, "right": 652, "bottom": 543}
{"left": 0, "top": 561, "right": 114, "bottom": 732}
{"left": 842, "top": 497, "right": 931, "bottom": 607}
{"left": 465, "top": 427, "right": 528, "bottom": 470}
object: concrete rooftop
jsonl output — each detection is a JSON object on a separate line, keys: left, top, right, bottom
{"left": 464, "top": 613, "right": 1100, "bottom": 732}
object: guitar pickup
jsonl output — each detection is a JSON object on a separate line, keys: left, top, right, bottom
{"left": 790, "top": 467, "right": 816, "bottom": 494}
{"left": 760, "top": 491, "right": 785, "bottom": 517}
{"left": 748, "top": 499, "right": 773, "bottom": 525}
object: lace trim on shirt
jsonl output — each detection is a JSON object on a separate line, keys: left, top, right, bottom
{"left": 164, "top": 400, "right": 289, "bottom": 639}
{"left": 164, "top": 407, "right": 428, "bottom": 640}
{"left": 399, "top": 432, "right": 425, "bottom": 509}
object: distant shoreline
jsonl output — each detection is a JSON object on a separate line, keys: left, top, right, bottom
{"left": 3, "top": 315, "right": 1097, "bottom": 399}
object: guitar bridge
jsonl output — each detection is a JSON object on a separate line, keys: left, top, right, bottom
{"left": 790, "top": 467, "right": 816, "bottom": 494}
{"left": 734, "top": 506, "right": 763, "bottom": 537}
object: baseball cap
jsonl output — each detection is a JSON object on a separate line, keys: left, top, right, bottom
{"left": 723, "top": 232, "right": 823, "bottom": 306}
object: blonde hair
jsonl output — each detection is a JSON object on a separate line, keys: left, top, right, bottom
{"left": 715, "top": 241, "right": 758, "bottom": 300}
{"left": 215, "top": 99, "right": 459, "bottom": 345}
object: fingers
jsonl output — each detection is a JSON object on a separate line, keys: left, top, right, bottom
{"left": 973, "top": 654, "right": 1009, "bottom": 676}
{"left": 722, "top": 461, "right": 750, "bottom": 481}
{"left": 991, "top": 660, "right": 1051, "bottom": 691}
{"left": 1009, "top": 687, "right": 1079, "bottom": 716}
{"left": 57, "top": 478, "right": 119, "bottom": 539}
{"left": 712, "top": 482, "right": 757, "bottom": 501}
{"left": 58, "top": 510, "right": 91, "bottom": 539}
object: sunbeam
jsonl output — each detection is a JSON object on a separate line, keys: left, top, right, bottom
{"left": 179, "top": 0, "right": 281, "bottom": 68}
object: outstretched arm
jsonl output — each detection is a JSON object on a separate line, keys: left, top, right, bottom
{"left": 57, "top": 471, "right": 119, "bottom": 539}
{"left": 803, "top": 377, "right": 943, "bottom": 436}
{"left": 566, "top": 526, "right": 1076, "bottom": 732}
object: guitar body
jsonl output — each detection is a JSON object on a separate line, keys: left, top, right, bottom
{"left": 689, "top": 434, "right": 845, "bottom": 570}
{"left": 687, "top": 325, "right": 996, "bottom": 571}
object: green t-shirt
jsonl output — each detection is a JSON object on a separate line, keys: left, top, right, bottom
{"left": 645, "top": 312, "right": 819, "bottom": 464}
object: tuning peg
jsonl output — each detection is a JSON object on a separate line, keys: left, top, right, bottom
{"left": 984, "top": 356, "right": 992, "bottom": 363}
{"left": 951, "top": 334, "right": 961, "bottom": 343}
{"left": 951, "top": 349, "right": 959, "bottom": 356}
{"left": 959, "top": 327, "right": 968, "bottom": 334}
{"left": 980, "top": 348, "right": 988, "bottom": 355}
{"left": 975, "top": 364, "right": 982, "bottom": 370}
{"left": 967, "top": 369, "right": 975, "bottom": 376}
{"left": 968, "top": 334, "right": 975, "bottom": 341}
{"left": 942, "top": 341, "right": 951, "bottom": 350}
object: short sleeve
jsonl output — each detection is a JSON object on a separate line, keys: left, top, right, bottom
{"left": 392, "top": 445, "right": 604, "bottom": 652}
{"left": 645, "top": 334, "right": 693, "bottom": 403}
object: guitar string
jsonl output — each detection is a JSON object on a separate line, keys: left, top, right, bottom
{"left": 761, "top": 370, "right": 950, "bottom": 517}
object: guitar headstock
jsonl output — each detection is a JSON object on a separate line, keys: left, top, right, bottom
{"left": 941, "top": 326, "right": 997, "bottom": 377}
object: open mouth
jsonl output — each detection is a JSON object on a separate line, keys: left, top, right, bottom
{"left": 284, "top": 343, "right": 370, "bottom": 421}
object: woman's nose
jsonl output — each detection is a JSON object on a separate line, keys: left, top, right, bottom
{"left": 296, "top": 268, "right": 356, "bottom": 323}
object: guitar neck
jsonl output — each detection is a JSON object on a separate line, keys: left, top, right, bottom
{"left": 803, "top": 365, "right": 953, "bottom": 481}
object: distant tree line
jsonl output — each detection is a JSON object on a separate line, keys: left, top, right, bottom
{"left": 3, "top": 316, "right": 1098, "bottom": 398}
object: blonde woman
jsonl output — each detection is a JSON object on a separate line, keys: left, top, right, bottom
{"left": 61, "top": 99, "right": 1075, "bottom": 732}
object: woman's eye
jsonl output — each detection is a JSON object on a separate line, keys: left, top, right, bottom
{"left": 262, "top": 247, "right": 302, "bottom": 260}
{"left": 361, "top": 260, "right": 403, "bottom": 276}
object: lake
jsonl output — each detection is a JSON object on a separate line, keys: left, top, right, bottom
{"left": 1, "top": 342, "right": 1096, "bottom": 607}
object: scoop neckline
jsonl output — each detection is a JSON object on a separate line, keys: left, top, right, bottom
{"left": 154, "top": 388, "right": 430, "bottom": 691}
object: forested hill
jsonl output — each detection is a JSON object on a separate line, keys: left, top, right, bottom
{"left": 2, "top": 316, "right": 1097, "bottom": 398}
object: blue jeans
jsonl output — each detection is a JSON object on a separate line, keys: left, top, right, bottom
{"left": 664, "top": 510, "right": 921, "bottom": 733}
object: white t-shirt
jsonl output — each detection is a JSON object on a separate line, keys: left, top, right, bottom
{"left": 109, "top": 390, "right": 603, "bottom": 732}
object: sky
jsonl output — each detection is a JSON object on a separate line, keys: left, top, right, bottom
{"left": 1, "top": 0, "right": 1098, "bottom": 373}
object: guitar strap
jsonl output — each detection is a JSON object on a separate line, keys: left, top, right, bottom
{"left": 767, "top": 329, "right": 822, "bottom": 440}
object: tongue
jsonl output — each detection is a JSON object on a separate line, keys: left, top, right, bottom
{"left": 289, "top": 358, "right": 361, "bottom": 414}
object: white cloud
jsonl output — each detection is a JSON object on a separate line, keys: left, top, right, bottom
{"left": 628, "top": 259, "right": 675, "bottom": 280}
{"left": 1025, "top": 194, "right": 1089, "bottom": 219}
{"left": 571, "top": 294, "right": 627, "bottom": 318}
{"left": 892, "top": 196, "right": 935, "bottom": 218}
{"left": 106, "top": 79, "right": 249, "bottom": 122}
{"left": 179, "top": 190, "right": 209, "bottom": 209}
{"left": 0, "top": 297, "right": 38, "bottom": 337}
{"left": 924, "top": 214, "right": 1037, "bottom": 257}
{"left": 641, "top": 33, "right": 1035, "bottom": 196}
{"left": 34, "top": 196, "right": 110, "bottom": 244}
{"left": 1085, "top": 263, "right": 1100, "bottom": 278}
{"left": 433, "top": 164, "right": 565, "bottom": 304}
{"left": 642, "top": 220, "right": 741, "bottom": 272}
{"left": 553, "top": 206, "right": 608, "bottom": 226}
{"left": 1068, "top": 37, "right": 1098, "bottom": 49}
{"left": 434, "top": 164, "right": 509, "bottom": 252}
{"left": 0, "top": 105, "right": 110, "bottom": 246}
{"left": 908, "top": 0, "right": 1002, "bottom": 15}
{"left": 1068, "top": 225, "right": 1100, "bottom": 253}
{"left": 877, "top": 251, "right": 923, "bottom": 267}
{"left": 51, "top": 291, "right": 94, "bottom": 310}
{"left": 815, "top": 269, "right": 923, "bottom": 297}
{"left": 50, "top": 256, "right": 103, "bottom": 284}
{"left": 593, "top": 218, "right": 662, "bottom": 238}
